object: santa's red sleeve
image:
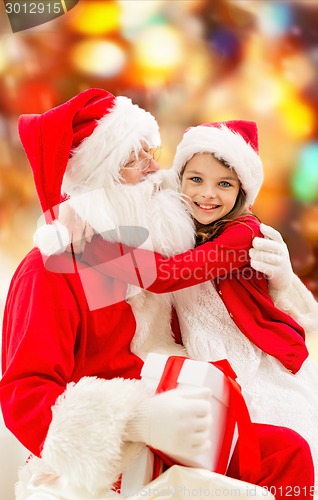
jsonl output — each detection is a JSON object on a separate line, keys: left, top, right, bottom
{"left": 0, "top": 263, "right": 148, "bottom": 497}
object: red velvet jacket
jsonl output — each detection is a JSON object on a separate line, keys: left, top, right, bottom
{"left": 81, "top": 216, "right": 308, "bottom": 374}
{"left": 0, "top": 249, "right": 143, "bottom": 456}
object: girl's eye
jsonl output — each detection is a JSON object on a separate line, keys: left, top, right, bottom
{"left": 219, "top": 181, "right": 231, "bottom": 187}
{"left": 190, "top": 177, "right": 202, "bottom": 183}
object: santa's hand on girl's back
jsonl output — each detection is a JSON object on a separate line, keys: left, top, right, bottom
{"left": 249, "top": 223, "right": 293, "bottom": 290}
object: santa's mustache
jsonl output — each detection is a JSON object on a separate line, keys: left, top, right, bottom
{"left": 115, "top": 169, "right": 169, "bottom": 193}
{"left": 68, "top": 169, "right": 195, "bottom": 255}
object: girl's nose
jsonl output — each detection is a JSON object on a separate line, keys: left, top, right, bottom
{"left": 201, "top": 188, "right": 216, "bottom": 199}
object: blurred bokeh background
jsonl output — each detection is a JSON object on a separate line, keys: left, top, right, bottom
{"left": 0, "top": 0, "right": 317, "bottom": 338}
{"left": 0, "top": 2, "right": 318, "bottom": 497}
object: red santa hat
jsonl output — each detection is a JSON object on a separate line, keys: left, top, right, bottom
{"left": 18, "top": 88, "right": 160, "bottom": 255}
{"left": 172, "top": 120, "right": 264, "bottom": 207}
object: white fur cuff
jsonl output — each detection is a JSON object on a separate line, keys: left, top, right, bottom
{"left": 270, "top": 274, "right": 318, "bottom": 336}
{"left": 41, "top": 377, "right": 148, "bottom": 497}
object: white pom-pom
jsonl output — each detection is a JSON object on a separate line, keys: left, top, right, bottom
{"left": 33, "top": 220, "right": 70, "bottom": 256}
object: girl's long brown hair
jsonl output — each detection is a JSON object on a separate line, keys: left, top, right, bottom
{"left": 180, "top": 154, "right": 253, "bottom": 246}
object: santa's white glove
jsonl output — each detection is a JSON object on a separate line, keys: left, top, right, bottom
{"left": 249, "top": 223, "right": 293, "bottom": 291}
{"left": 59, "top": 200, "right": 94, "bottom": 254}
{"left": 125, "top": 388, "right": 212, "bottom": 459}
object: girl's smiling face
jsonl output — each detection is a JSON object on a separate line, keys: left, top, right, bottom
{"left": 181, "top": 153, "right": 240, "bottom": 225}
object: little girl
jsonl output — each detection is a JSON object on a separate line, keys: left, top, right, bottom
{"left": 80, "top": 120, "right": 318, "bottom": 489}
{"left": 168, "top": 121, "right": 318, "bottom": 487}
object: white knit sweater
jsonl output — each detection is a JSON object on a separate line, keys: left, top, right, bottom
{"left": 172, "top": 280, "right": 318, "bottom": 488}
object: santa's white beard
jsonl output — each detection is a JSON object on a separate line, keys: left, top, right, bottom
{"left": 69, "top": 171, "right": 195, "bottom": 256}
{"left": 68, "top": 172, "right": 193, "bottom": 358}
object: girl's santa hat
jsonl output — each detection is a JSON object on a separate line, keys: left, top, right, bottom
{"left": 18, "top": 88, "right": 160, "bottom": 255}
{"left": 172, "top": 120, "right": 264, "bottom": 207}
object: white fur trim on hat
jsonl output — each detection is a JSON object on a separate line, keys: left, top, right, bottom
{"left": 62, "top": 96, "right": 160, "bottom": 198}
{"left": 173, "top": 125, "right": 264, "bottom": 206}
{"left": 33, "top": 220, "right": 70, "bottom": 256}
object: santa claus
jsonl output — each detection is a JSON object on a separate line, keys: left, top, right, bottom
{"left": 0, "top": 88, "right": 315, "bottom": 499}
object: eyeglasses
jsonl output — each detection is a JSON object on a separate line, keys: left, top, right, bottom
{"left": 121, "top": 147, "right": 161, "bottom": 172}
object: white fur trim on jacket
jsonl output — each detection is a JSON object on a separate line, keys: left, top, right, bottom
{"left": 17, "top": 377, "right": 149, "bottom": 499}
{"left": 269, "top": 274, "right": 318, "bottom": 337}
{"left": 172, "top": 125, "right": 264, "bottom": 206}
{"left": 62, "top": 96, "right": 160, "bottom": 198}
{"left": 129, "top": 290, "right": 186, "bottom": 360}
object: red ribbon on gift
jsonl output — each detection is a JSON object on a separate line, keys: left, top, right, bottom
{"left": 150, "top": 356, "right": 261, "bottom": 482}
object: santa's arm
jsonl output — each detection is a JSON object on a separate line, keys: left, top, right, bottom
{"left": 0, "top": 270, "right": 148, "bottom": 497}
{"left": 250, "top": 223, "right": 318, "bottom": 336}
{"left": 270, "top": 276, "right": 318, "bottom": 337}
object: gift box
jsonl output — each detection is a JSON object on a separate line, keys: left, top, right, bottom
{"left": 119, "top": 354, "right": 260, "bottom": 496}
{"left": 141, "top": 353, "right": 259, "bottom": 478}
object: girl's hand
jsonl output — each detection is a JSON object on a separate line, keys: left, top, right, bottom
{"left": 59, "top": 201, "right": 94, "bottom": 254}
{"left": 249, "top": 223, "right": 294, "bottom": 290}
